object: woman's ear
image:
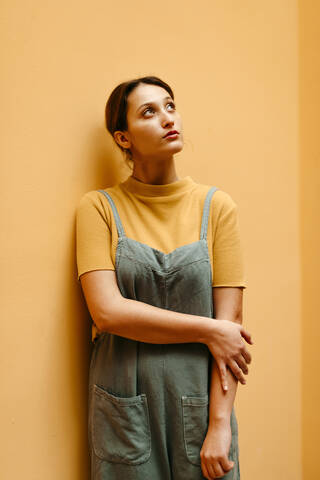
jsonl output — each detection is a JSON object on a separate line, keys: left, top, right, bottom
{"left": 114, "top": 130, "right": 131, "bottom": 149}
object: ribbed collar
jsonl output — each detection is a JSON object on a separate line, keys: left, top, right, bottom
{"left": 121, "top": 174, "right": 197, "bottom": 197}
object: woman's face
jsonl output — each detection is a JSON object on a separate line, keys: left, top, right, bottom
{"left": 117, "top": 83, "right": 184, "bottom": 160}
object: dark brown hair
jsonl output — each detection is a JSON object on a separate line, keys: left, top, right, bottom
{"left": 105, "top": 76, "right": 174, "bottom": 170}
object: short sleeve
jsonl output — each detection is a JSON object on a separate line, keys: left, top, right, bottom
{"left": 211, "top": 192, "right": 247, "bottom": 288}
{"left": 75, "top": 191, "right": 115, "bottom": 281}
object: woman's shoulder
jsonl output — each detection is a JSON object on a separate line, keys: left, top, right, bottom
{"left": 195, "top": 181, "right": 238, "bottom": 212}
{"left": 75, "top": 186, "right": 122, "bottom": 227}
{"left": 76, "top": 185, "right": 119, "bottom": 210}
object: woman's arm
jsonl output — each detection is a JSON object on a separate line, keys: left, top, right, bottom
{"left": 200, "top": 287, "right": 246, "bottom": 479}
{"left": 80, "top": 270, "right": 253, "bottom": 389}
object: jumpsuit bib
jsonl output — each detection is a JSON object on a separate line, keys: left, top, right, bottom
{"left": 88, "top": 186, "right": 240, "bottom": 479}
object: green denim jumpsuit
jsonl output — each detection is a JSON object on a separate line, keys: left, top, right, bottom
{"left": 88, "top": 186, "right": 240, "bottom": 479}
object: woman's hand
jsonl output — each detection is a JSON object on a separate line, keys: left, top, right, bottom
{"left": 200, "top": 419, "right": 234, "bottom": 479}
{"left": 207, "top": 319, "right": 252, "bottom": 391}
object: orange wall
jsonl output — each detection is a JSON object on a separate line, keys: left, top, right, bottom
{"left": 299, "top": 1, "right": 320, "bottom": 478}
{"left": 2, "top": 1, "right": 317, "bottom": 478}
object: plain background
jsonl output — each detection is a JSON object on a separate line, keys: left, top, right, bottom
{"left": 1, "top": 1, "right": 319, "bottom": 478}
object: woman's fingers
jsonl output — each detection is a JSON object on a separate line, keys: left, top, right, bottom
{"left": 211, "top": 461, "right": 225, "bottom": 478}
{"left": 216, "top": 360, "right": 229, "bottom": 391}
{"left": 234, "top": 353, "right": 249, "bottom": 375}
{"left": 200, "top": 461, "right": 211, "bottom": 480}
{"left": 241, "top": 345, "right": 252, "bottom": 365}
{"left": 217, "top": 354, "right": 249, "bottom": 391}
{"left": 221, "top": 456, "right": 234, "bottom": 472}
{"left": 240, "top": 325, "right": 253, "bottom": 345}
{"left": 237, "top": 325, "right": 252, "bottom": 367}
{"left": 207, "top": 461, "right": 219, "bottom": 478}
{"left": 228, "top": 359, "right": 246, "bottom": 384}
{"left": 202, "top": 460, "right": 234, "bottom": 480}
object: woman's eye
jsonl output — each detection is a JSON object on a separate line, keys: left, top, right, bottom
{"left": 142, "top": 102, "right": 176, "bottom": 116}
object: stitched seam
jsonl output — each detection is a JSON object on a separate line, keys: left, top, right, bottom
{"left": 91, "top": 389, "right": 152, "bottom": 465}
{"left": 93, "top": 384, "right": 145, "bottom": 405}
{"left": 117, "top": 253, "right": 209, "bottom": 275}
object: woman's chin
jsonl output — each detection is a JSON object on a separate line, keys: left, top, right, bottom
{"left": 164, "top": 141, "right": 184, "bottom": 155}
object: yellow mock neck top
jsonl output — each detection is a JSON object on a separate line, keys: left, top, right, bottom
{"left": 122, "top": 175, "right": 196, "bottom": 197}
{"left": 76, "top": 174, "right": 247, "bottom": 341}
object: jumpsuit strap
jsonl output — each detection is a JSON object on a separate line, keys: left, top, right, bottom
{"left": 200, "top": 186, "right": 219, "bottom": 241}
{"left": 97, "top": 190, "right": 126, "bottom": 239}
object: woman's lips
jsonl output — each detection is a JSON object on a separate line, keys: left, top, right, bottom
{"left": 164, "top": 132, "right": 179, "bottom": 139}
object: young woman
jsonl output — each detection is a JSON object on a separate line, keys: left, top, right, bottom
{"left": 76, "top": 76, "right": 253, "bottom": 480}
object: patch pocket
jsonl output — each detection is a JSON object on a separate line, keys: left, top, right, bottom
{"left": 91, "top": 384, "right": 152, "bottom": 465}
{"left": 181, "top": 394, "right": 209, "bottom": 466}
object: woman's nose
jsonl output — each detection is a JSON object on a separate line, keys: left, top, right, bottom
{"left": 161, "top": 111, "right": 174, "bottom": 127}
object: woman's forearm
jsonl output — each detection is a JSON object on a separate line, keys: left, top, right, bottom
{"left": 208, "top": 360, "right": 238, "bottom": 429}
{"left": 90, "top": 279, "right": 251, "bottom": 387}
{"left": 98, "top": 295, "right": 216, "bottom": 345}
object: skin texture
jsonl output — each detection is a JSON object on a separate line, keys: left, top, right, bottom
{"left": 113, "top": 83, "right": 184, "bottom": 184}
{"left": 80, "top": 82, "right": 253, "bottom": 479}
{"left": 200, "top": 287, "right": 244, "bottom": 479}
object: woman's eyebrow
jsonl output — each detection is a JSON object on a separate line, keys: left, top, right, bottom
{"left": 136, "top": 96, "right": 172, "bottom": 113}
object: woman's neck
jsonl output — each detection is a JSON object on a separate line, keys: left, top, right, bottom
{"left": 131, "top": 160, "right": 180, "bottom": 186}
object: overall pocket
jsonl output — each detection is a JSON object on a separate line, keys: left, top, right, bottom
{"left": 90, "top": 384, "right": 152, "bottom": 465}
{"left": 181, "top": 394, "right": 209, "bottom": 466}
